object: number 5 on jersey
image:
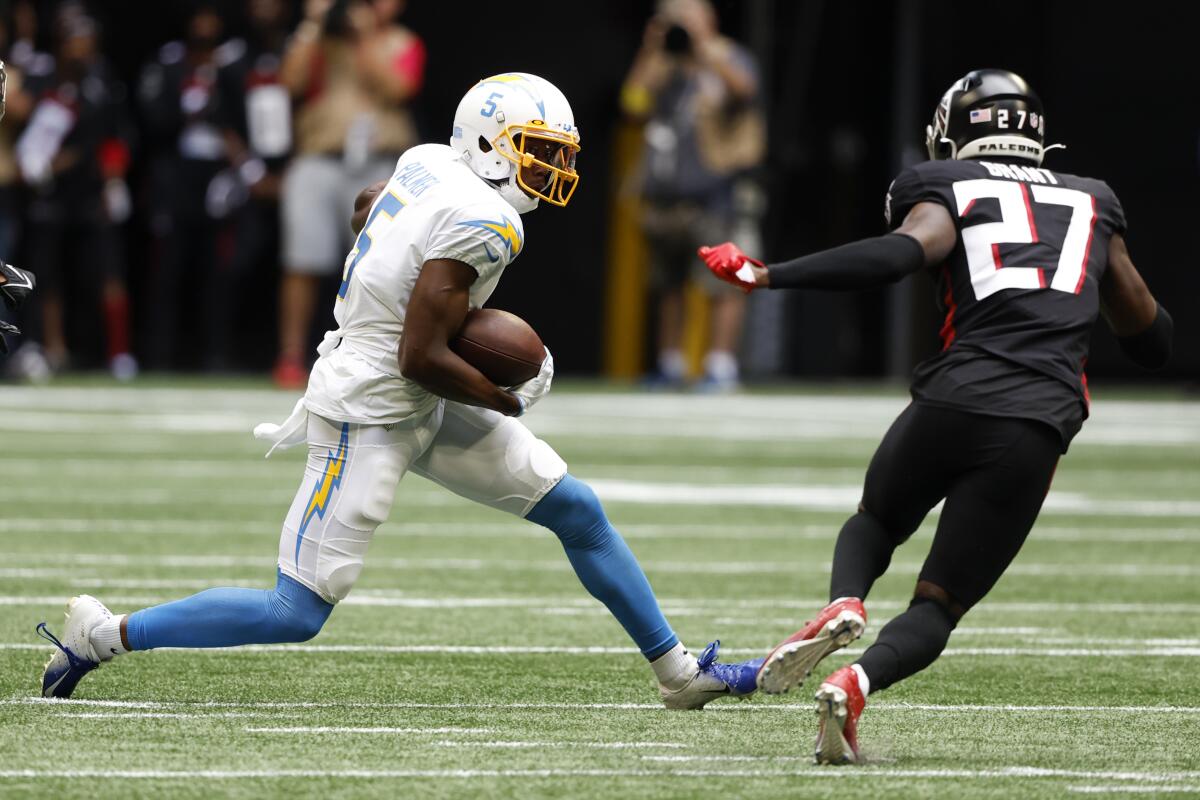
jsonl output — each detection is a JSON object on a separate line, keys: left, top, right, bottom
{"left": 339, "top": 192, "right": 406, "bottom": 300}
{"left": 953, "top": 178, "right": 1097, "bottom": 300}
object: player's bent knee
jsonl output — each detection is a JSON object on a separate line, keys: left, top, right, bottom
{"left": 278, "top": 610, "right": 327, "bottom": 642}
{"left": 321, "top": 563, "right": 364, "bottom": 605}
{"left": 860, "top": 501, "right": 921, "bottom": 546}
{"left": 299, "top": 522, "right": 372, "bottom": 603}
{"left": 272, "top": 572, "right": 334, "bottom": 641}
{"left": 912, "top": 580, "right": 967, "bottom": 623}
{"left": 566, "top": 476, "right": 603, "bottom": 516}
{"left": 526, "top": 474, "right": 611, "bottom": 550}
{"left": 857, "top": 502, "right": 915, "bottom": 547}
{"left": 524, "top": 438, "right": 568, "bottom": 483}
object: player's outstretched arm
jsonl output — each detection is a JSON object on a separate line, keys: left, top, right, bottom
{"left": 1100, "top": 234, "right": 1173, "bottom": 369}
{"left": 699, "top": 202, "right": 956, "bottom": 292}
{"left": 399, "top": 258, "right": 524, "bottom": 416}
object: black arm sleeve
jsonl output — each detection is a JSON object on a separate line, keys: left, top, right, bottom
{"left": 1117, "top": 303, "right": 1173, "bottom": 370}
{"left": 766, "top": 233, "right": 926, "bottom": 291}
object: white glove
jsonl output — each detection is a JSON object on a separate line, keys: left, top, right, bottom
{"left": 509, "top": 347, "right": 553, "bottom": 416}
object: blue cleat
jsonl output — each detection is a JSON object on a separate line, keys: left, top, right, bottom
{"left": 697, "top": 640, "right": 764, "bottom": 697}
{"left": 37, "top": 595, "right": 110, "bottom": 698}
{"left": 660, "top": 640, "right": 764, "bottom": 710}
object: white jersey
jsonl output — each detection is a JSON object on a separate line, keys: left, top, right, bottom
{"left": 303, "top": 144, "right": 526, "bottom": 424}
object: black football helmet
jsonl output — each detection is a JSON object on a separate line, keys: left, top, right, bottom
{"left": 925, "top": 69, "right": 1047, "bottom": 165}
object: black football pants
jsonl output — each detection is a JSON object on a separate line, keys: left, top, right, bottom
{"left": 828, "top": 402, "right": 1061, "bottom": 691}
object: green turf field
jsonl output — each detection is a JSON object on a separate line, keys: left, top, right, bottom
{"left": 1, "top": 382, "right": 1197, "bottom": 798}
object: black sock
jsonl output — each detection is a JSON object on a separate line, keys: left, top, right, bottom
{"left": 828, "top": 511, "right": 898, "bottom": 601}
{"left": 856, "top": 598, "right": 956, "bottom": 692}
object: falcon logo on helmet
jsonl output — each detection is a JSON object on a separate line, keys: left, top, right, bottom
{"left": 449, "top": 72, "right": 581, "bottom": 214}
{"left": 925, "top": 69, "right": 1055, "bottom": 166}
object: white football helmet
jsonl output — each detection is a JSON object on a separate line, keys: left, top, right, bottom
{"left": 450, "top": 72, "right": 580, "bottom": 214}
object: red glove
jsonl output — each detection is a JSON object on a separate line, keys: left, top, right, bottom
{"left": 698, "top": 242, "right": 763, "bottom": 293}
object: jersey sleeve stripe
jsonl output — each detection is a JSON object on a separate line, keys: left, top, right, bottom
{"left": 1074, "top": 195, "right": 1098, "bottom": 294}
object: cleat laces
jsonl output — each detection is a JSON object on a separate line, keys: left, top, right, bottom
{"left": 696, "top": 640, "right": 763, "bottom": 697}
{"left": 36, "top": 622, "right": 97, "bottom": 670}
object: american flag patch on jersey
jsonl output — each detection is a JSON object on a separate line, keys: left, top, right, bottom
{"left": 969, "top": 108, "right": 992, "bottom": 124}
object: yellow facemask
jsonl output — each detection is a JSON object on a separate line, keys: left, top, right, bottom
{"left": 492, "top": 121, "right": 581, "bottom": 207}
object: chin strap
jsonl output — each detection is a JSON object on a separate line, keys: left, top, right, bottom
{"left": 1042, "top": 142, "right": 1067, "bottom": 154}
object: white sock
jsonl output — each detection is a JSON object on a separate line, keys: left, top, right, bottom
{"left": 851, "top": 663, "right": 870, "bottom": 696}
{"left": 90, "top": 614, "right": 130, "bottom": 661}
{"left": 702, "top": 350, "right": 739, "bottom": 382}
{"left": 658, "top": 350, "right": 686, "bottom": 381}
{"left": 650, "top": 642, "right": 697, "bottom": 690}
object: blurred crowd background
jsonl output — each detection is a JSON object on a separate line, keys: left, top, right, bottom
{"left": 0, "top": 0, "right": 1195, "bottom": 389}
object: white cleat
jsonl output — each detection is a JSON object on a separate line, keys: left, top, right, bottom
{"left": 659, "top": 641, "right": 759, "bottom": 710}
{"left": 660, "top": 669, "right": 731, "bottom": 710}
{"left": 37, "top": 595, "right": 111, "bottom": 698}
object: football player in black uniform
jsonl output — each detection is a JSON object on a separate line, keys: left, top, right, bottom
{"left": 700, "top": 69, "right": 1173, "bottom": 764}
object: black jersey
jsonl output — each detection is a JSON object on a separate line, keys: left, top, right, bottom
{"left": 885, "top": 158, "right": 1126, "bottom": 450}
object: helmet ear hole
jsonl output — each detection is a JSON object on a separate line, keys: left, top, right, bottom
{"left": 478, "top": 136, "right": 493, "bottom": 154}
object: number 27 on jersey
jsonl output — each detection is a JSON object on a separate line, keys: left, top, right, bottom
{"left": 953, "top": 178, "right": 1096, "bottom": 301}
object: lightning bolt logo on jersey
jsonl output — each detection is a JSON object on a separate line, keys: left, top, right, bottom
{"left": 457, "top": 217, "right": 523, "bottom": 262}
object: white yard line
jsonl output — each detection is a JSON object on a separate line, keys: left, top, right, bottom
{"left": 3, "top": 642, "right": 1199, "bottom": 657}
{"left": 642, "top": 755, "right": 781, "bottom": 762}
{"left": 587, "top": 480, "right": 1200, "bottom": 517}
{"left": 2, "top": 517, "right": 1198, "bottom": 544}
{"left": 1069, "top": 788, "right": 1200, "bottom": 795}
{"left": 0, "top": 519, "right": 278, "bottom": 536}
{"left": 710, "top": 620, "right": 1051, "bottom": 635}
{"left": 0, "top": 488, "right": 463, "bottom": 507}
{"left": 58, "top": 712, "right": 286, "bottom": 719}
{"left": 0, "top": 479, "right": 1197, "bottom": 516}
{"left": 874, "top": 703, "right": 1200, "bottom": 714}
{"left": 244, "top": 727, "right": 493, "bottom": 734}
{"left": 432, "top": 741, "right": 689, "bottom": 749}
{"left": 12, "top": 698, "right": 1200, "bottom": 714}
{"left": 64, "top": 579, "right": 263, "bottom": 590}
{"left": 5, "top": 595, "right": 1200, "bottom": 616}
{"left": 0, "top": 766, "right": 1198, "bottom": 781}
{"left": 6, "top": 552, "right": 1200, "bottom": 578}
{"left": 0, "top": 389, "right": 1194, "bottom": 448}
{"left": 4, "top": 405, "right": 1197, "bottom": 448}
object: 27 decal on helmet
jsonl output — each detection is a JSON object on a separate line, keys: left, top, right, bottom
{"left": 925, "top": 69, "right": 1057, "bottom": 166}
{"left": 450, "top": 72, "right": 581, "bottom": 214}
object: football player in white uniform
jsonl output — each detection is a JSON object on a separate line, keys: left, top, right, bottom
{"left": 38, "top": 73, "right": 761, "bottom": 707}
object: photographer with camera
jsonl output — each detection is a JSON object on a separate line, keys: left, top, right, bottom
{"left": 621, "top": 0, "right": 763, "bottom": 391}
{"left": 273, "top": 0, "right": 425, "bottom": 389}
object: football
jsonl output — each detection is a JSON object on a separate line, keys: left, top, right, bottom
{"left": 451, "top": 308, "right": 544, "bottom": 387}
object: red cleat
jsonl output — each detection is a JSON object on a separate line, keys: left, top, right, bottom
{"left": 756, "top": 597, "right": 866, "bottom": 694}
{"left": 272, "top": 356, "right": 308, "bottom": 391}
{"left": 814, "top": 665, "right": 866, "bottom": 765}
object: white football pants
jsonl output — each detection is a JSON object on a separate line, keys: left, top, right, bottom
{"left": 277, "top": 401, "right": 567, "bottom": 603}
